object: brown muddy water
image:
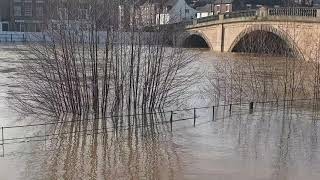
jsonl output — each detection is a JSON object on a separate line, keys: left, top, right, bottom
{"left": 0, "top": 45, "right": 320, "bottom": 180}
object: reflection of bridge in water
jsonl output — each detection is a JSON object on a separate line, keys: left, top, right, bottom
{"left": 178, "top": 7, "right": 320, "bottom": 60}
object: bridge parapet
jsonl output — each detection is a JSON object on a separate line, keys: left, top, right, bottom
{"left": 268, "top": 7, "right": 318, "bottom": 17}
{"left": 224, "top": 10, "right": 257, "bottom": 19}
{"left": 189, "top": 7, "right": 320, "bottom": 28}
{"left": 197, "top": 15, "right": 219, "bottom": 24}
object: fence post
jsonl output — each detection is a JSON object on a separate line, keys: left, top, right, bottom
{"left": 212, "top": 106, "right": 215, "bottom": 121}
{"left": 1, "top": 127, "right": 4, "bottom": 157}
{"left": 249, "top": 102, "right": 254, "bottom": 113}
{"left": 193, "top": 108, "right": 196, "bottom": 127}
{"left": 44, "top": 124, "right": 46, "bottom": 150}
{"left": 229, "top": 104, "right": 232, "bottom": 114}
{"left": 170, "top": 111, "right": 173, "bottom": 132}
{"left": 10, "top": 34, "right": 12, "bottom": 42}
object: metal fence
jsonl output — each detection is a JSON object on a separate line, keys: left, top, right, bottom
{"left": 0, "top": 98, "right": 316, "bottom": 157}
{"left": 0, "top": 33, "right": 27, "bottom": 43}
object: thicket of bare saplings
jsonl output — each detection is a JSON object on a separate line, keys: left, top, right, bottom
{"left": 203, "top": 27, "right": 320, "bottom": 106}
{"left": 12, "top": 0, "right": 197, "bottom": 131}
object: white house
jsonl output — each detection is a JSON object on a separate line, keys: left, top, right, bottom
{"left": 155, "top": 0, "right": 199, "bottom": 24}
{"left": 195, "top": 4, "right": 214, "bottom": 18}
{"left": 168, "top": 0, "right": 198, "bottom": 23}
{"left": 156, "top": 14, "right": 170, "bottom": 25}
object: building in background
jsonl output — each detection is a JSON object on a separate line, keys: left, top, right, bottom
{"left": 292, "top": 0, "right": 313, "bottom": 6}
{"left": 0, "top": 0, "right": 10, "bottom": 31}
{"left": 0, "top": 0, "right": 93, "bottom": 32}
{"left": 212, "top": 0, "right": 235, "bottom": 14}
{"left": 194, "top": 0, "right": 287, "bottom": 18}
{"left": 186, "top": 0, "right": 201, "bottom": 7}
{"left": 195, "top": 0, "right": 240, "bottom": 17}
{"left": 9, "top": 0, "right": 47, "bottom": 32}
{"left": 0, "top": 0, "right": 47, "bottom": 32}
{"left": 47, "top": 0, "right": 93, "bottom": 31}
{"left": 314, "top": 0, "right": 320, "bottom": 6}
{"left": 136, "top": 0, "right": 198, "bottom": 26}
{"left": 195, "top": 3, "right": 214, "bottom": 18}
{"left": 165, "top": 0, "right": 198, "bottom": 22}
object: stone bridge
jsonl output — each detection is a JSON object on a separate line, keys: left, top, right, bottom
{"left": 178, "top": 7, "right": 320, "bottom": 60}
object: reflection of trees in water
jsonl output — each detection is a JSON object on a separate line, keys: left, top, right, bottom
{"left": 215, "top": 104, "right": 320, "bottom": 179}
{"left": 34, "top": 116, "right": 183, "bottom": 179}
{"left": 20, "top": 103, "right": 320, "bottom": 179}
{"left": 272, "top": 110, "right": 292, "bottom": 180}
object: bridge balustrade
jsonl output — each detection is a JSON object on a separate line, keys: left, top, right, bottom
{"left": 224, "top": 10, "right": 257, "bottom": 19}
{"left": 268, "top": 7, "right": 317, "bottom": 17}
{"left": 186, "top": 7, "right": 320, "bottom": 28}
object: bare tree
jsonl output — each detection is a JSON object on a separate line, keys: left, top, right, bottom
{"left": 12, "top": 0, "right": 197, "bottom": 133}
{"left": 202, "top": 23, "right": 317, "bottom": 106}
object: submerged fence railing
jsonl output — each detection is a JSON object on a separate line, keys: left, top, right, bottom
{"left": 0, "top": 98, "right": 317, "bottom": 157}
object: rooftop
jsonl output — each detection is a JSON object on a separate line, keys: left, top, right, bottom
{"left": 195, "top": 4, "right": 214, "bottom": 12}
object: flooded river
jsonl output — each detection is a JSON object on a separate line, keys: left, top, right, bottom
{"left": 0, "top": 45, "right": 320, "bottom": 179}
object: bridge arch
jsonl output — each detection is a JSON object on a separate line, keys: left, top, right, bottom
{"left": 228, "top": 25, "right": 303, "bottom": 58}
{"left": 181, "top": 31, "right": 211, "bottom": 49}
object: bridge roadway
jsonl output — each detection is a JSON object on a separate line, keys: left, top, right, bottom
{"left": 178, "top": 7, "right": 320, "bottom": 61}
